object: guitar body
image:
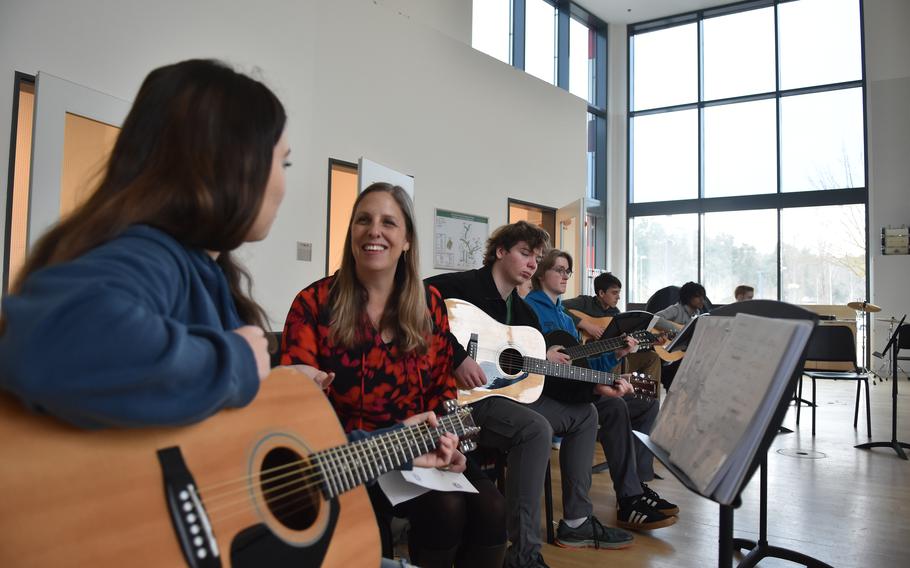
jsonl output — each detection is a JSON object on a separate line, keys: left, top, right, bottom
{"left": 0, "top": 369, "right": 379, "bottom": 568}
{"left": 445, "top": 298, "right": 546, "bottom": 405}
{"left": 567, "top": 310, "right": 612, "bottom": 343}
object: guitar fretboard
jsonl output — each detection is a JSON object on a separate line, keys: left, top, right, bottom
{"left": 312, "top": 412, "right": 472, "bottom": 499}
{"left": 521, "top": 356, "right": 621, "bottom": 386}
{"left": 560, "top": 336, "right": 630, "bottom": 360}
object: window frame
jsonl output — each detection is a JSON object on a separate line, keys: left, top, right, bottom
{"left": 625, "top": 0, "right": 869, "bottom": 304}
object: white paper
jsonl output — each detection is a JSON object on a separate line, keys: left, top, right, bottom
{"left": 377, "top": 469, "right": 478, "bottom": 506}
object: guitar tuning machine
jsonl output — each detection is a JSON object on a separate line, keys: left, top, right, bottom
{"left": 443, "top": 399, "right": 459, "bottom": 413}
{"left": 459, "top": 440, "right": 478, "bottom": 453}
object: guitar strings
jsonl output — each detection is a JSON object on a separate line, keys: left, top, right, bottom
{"left": 201, "top": 418, "right": 469, "bottom": 525}
{"left": 196, "top": 417, "right": 467, "bottom": 518}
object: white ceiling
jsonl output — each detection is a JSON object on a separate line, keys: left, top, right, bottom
{"left": 576, "top": 0, "right": 737, "bottom": 25}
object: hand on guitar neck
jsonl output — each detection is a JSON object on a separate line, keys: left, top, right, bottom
{"left": 402, "top": 411, "right": 467, "bottom": 473}
{"left": 593, "top": 375, "right": 635, "bottom": 399}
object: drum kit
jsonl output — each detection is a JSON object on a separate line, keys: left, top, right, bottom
{"left": 847, "top": 301, "right": 910, "bottom": 459}
{"left": 845, "top": 301, "right": 906, "bottom": 380}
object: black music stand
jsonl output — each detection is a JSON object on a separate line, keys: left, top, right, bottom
{"left": 638, "top": 301, "right": 831, "bottom": 568}
{"left": 600, "top": 310, "right": 654, "bottom": 338}
{"left": 856, "top": 317, "right": 909, "bottom": 460}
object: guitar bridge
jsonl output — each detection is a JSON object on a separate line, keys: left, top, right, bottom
{"left": 157, "top": 446, "right": 221, "bottom": 567}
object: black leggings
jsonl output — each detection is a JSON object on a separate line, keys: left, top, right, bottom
{"left": 368, "top": 459, "right": 506, "bottom": 555}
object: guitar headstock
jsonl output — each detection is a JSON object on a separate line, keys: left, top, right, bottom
{"left": 443, "top": 399, "right": 481, "bottom": 453}
{"left": 628, "top": 330, "right": 661, "bottom": 348}
{"left": 628, "top": 371, "right": 659, "bottom": 401}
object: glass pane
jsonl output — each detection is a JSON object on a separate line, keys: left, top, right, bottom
{"left": 569, "top": 18, "right": 593, "bottom": 102}
{"left": 781, "top": 204, "right": 866, "bottom": 304}
{"left": 525, "top": 0, "right": 556, "bottom": 84}
{"left": 631, "top": 23, "right": 697, "bottom": 110}
{"left": 586, "top": 113, "right": 601, "bottom": 199}
{"left": 629, "top": 214, "right": 699, "bottom": 303}
{"left": 703, "top": 7, "right": 775, "bottom": 100}
{"left": 779, "top": 0, "right": 862, "bottom": 90}
{"left": 704, "top": 99, "right": 777, "bottom": 197}
{"left": 631, "top": 109, "right": 697, "bottom": 203}
{"left": 472, "top": 0, "right": 511, "bottom": 64}
{"left": 703, "top": 210, "right": 778, "bottom": 303}
{"left": 780, "top": 88, "right": 865, "bottom": 192}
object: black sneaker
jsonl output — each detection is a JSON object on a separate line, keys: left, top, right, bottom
{"left": 640, "top": 482, "right": 679, "bottom": 515}
{"left": 617, "top": 495, "right": 677, "bottom": 530}
{"left": 555, "top": 516, "right": 634, "bottom": 550}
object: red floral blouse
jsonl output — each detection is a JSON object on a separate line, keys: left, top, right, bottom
{"left": 280, "top": 276, "right": 457, "bottom": 432}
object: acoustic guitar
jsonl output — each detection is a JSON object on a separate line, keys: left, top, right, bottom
{"left": 445, "top": 299, "right": 658, "bottom": 405}
{"left": 0, "top": 368, "right": 478, "bottom": 567}
{"left": 567, "top": 309, "right": 685, "bottom": 363}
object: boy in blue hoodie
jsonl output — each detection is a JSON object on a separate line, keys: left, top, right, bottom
{"left": 525, "top": 250, "right": 679, "bottom": 530}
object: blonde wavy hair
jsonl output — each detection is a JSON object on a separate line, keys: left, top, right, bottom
{"left": 329, "top": 183, "right": 431, "bottom": 353}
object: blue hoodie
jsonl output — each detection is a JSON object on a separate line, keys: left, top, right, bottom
{"left": 524, "top": 289, "right": 619, "bottom": 403}
{"left": 0, "top": 225, "right": 259, "bottom": 428}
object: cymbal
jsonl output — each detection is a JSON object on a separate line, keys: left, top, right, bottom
{"left": 876, "top": 317, "right": 899, "bottom": 322}
{"left": 847, "top": 301, "right": 881, "bottom": 313}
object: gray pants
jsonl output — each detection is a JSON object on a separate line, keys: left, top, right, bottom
{"left": 593, "top": 395, "right": 659, "bottom": 498}
{"left": 471, "top": 395, "right": 598, "bottom": 567}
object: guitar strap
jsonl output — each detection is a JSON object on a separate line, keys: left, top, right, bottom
{"left": 505, "top": 294, "right": 513, "bottom": 325}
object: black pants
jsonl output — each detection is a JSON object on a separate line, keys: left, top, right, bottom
{"left": 367, "top": 459, "right": 506, "bottom": 557}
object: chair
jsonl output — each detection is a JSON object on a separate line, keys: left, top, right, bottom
{"left": 267, "top": 331, "right": 283, "bottom": 368}
{"left": 645, "top": 286, "right": 680, "bottom": 314}
{"left": 796, "top": 325, "right": 872, "bottom": 438}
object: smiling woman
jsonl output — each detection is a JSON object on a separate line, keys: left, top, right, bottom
{"left": 280, "top": 183, "right": 507, "bottom": 567}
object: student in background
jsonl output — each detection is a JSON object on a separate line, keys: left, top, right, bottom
{"left": 562, "top": 272, "right": 662, "bottom": 386}
{"left": 734, "top": 285, "right": 755, "bottom": 301}
{"left": 525, "top": 251, "right": 678, "bottom": 531}
{"left": 654, "top": 281, "right": 707, "bottom": 329}
{"left": 281, "top": 183, "right": 506, "bottom": 568}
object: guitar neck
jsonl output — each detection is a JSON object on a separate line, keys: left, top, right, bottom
{"left": 560, "top": 336, "right": 628, "bottom": 360}
{"left": 521, "top": 356, "right": 620, "bottom": 386}
{"left": 312, "top": 412, "right": 470, "bottom": 499}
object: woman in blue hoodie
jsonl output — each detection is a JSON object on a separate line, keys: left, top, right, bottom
{"left": 524, "top": 249, "right": 680, "bottom": 531}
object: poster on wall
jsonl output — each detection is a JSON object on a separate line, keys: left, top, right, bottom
{"left": 434, "top": 209, "right": 488, "bottom": 271}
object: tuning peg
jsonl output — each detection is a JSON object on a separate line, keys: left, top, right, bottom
{"left": 459, "top": 440, "right": 477, "bottom": 453}
{"left": 443, "top": 399, "right": 458, "bottom": 414}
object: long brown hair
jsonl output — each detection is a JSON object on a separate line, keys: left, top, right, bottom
{"left": 9, "top": 59, "right": 286, "bottom": 329}
{"left": 330, "top": 183, "right": 431, "bottom": 353}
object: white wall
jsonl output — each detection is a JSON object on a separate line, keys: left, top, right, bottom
{"left": 864, "top": 0, "right": 910, "bottom": 335}
{"left": 0, "top": 0, "right": 587, "bottom": 326}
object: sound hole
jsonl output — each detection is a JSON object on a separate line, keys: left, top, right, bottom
{"left": 499, "top": 348, "right": 523, "bottom": 375}
{"left": 260, "top": 447, "right": 320, "bottom": 531}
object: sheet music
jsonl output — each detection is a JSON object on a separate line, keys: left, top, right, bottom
{"left": 651, "top": 313, "right": 814, "bottom": 502}
{"left": 378, "top": 469, "right": 478, "bottom": 506}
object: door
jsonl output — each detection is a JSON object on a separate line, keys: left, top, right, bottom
{"left": 556, "top": 199, "right": 585, "bottom": 298}
{"left": 27, "top": 72, "right": 130, "bottom": 248}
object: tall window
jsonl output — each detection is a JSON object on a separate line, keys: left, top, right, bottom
{"left": 472, "top": 0, "right": 608, "bottom": 267}
{"left": 627, "top": 0, "right": 867, "bottom": 306}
